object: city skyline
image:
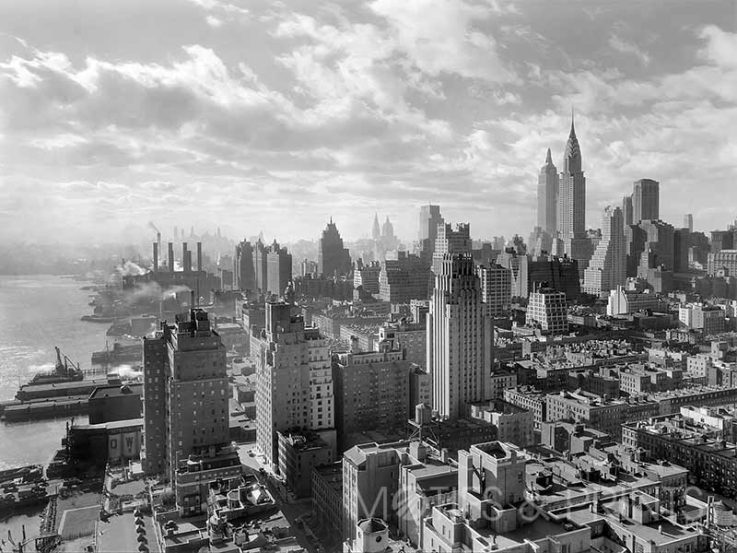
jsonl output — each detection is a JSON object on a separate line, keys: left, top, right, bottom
{"left": 1, "top": 0, "right": 736, "bottom": 244}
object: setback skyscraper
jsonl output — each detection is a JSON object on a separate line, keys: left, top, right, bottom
{"left": 583, "top": 206, "right": 626, "bottom": 298}
{"left": 318, "top": 218, "right": 352, "bottom": 277}
{"left": 556, "top": 112, "right": 591, "bottom": 273}
{"left": 419, "top": 204, "right": 444, "bottom": 264}
{"left": 426, "top": 254, "right": 492, "bottom": 420}
{"left": 537, "top": 148, "right": 559, "bottom": 236}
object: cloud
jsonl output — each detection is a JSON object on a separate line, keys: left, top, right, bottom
{"left": 608, "top": 34, "right": 650, "bottom": 66}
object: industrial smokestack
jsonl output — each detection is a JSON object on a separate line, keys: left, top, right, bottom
{"left": 157, "top": 232, "right": 161, "bottom": 267}
{"left": 183, "top": 242, "right": 190, "bottom": 272}
{"left": 197, "top": 242, "right": 202, "bottom": 272}
{"left": 153, "top": 242, "right": 158, "bottom": 272}
{"left": 168, "top": 242, "right": 174, "bottom": 272}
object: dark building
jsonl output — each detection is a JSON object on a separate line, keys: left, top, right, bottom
{"left": 142, "top": 309, "right": 239, "bottom": 516}
{"left": 632, "top": 179, "right": 660, "bottom": 224}
{"left": 528, "top": 256, "right": 581, "bottom": 300}
{"left": 318, "top": 219, "right": 352, "bottom": 278}
{"left": 88, "top": 384, "right": 142, "bottom": 424}
{"left": 234, "top": 240, "right": 255, "bottom": 292}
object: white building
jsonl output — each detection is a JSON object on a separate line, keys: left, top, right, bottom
{"left": 583, "top": 206, "right": 626, "bottom": 298}
{"left": 607, "top": 285, "right": 662, "bottom": 316}
{"left": 254, "top": 301, "right": 336, "bottom": 469}
{"left": 427, "top": 254, "right": 493, "bottom": 420}
{"left": 526, "top": 287, "right": 568, "bottom": 335}
{"left": 478, "top": 263, "right": 512, "bottom": 317}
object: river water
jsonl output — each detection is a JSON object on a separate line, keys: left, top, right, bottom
{"left": 0, "top": 274, "right": 111, "bottom": 538}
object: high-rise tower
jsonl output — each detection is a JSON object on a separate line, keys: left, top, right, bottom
{"left": 254, "top": 301, "right": 336, "bottom": 467}
{"left": 419, "top": 205, "right": 444, "bottom": 265}
{"left": 142, "top": 309, "right": 240, "bottom": 515}
{"left": 632, "top": 179, "right": 660, "bottom": 224}
{"left": 557, "top": 111, "right": 591, "bottom": 274}
{"left": 583, "top": 206, "right": 626, "bottom": 298}
{"left": 318, "top": 218, "right": 352, "bottom": 277}
{"left": 426, "top": 254, "right": 492, "bottom": 420}
{"left": 537, "top": 148, "right": 559, "bottom": 236}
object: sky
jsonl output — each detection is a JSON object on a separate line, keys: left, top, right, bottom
{"left": 0, "top": 0, "right": 735, "bottom": 246}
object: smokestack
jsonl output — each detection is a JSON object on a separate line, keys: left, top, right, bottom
{"left": 168, "top": 242, "right": 174, "bottom": 272}
{"left": 183, "top": 243, "right": 190, "bottom": 272}
{"left": 197, "top": 242, "right": 202, "bottom": 272}
{"left": 157, "top": 232, "right": 161, "bottom": 267}
{"left": 153, "top": 242, "right": 158, "bottom": 272}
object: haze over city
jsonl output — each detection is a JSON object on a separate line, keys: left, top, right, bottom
{"left": 1, "top": 0, "right": 736, "bottom": 244}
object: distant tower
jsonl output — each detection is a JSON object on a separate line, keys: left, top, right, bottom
{"left": 683, "top": 213, "right": 693, "bottom": 232}
{"left": 632, "top": 179, "right": 660, "bottom": 224}
{"left": 318, "top": 219, "right": 352, "bottom": 277}
{"left": 622, "top": 195, "right": 633, "bottom": 227}
{"left": 371, "top": 214, "right": 381, "bottom": 241}
{"left": 557, "top": 110, "right": 590, "bottom": 274}
{"left": 537, "top": 148, "right": 559, "bottom": 236}
{"left": 427, "top": 254, "right": 492, "bottom": 420}
{"left": 381, "top": 216, "right": 394, "bottom": 239}
{"left": 419, "top": 205, "right": 444, "bottom": 265}
{"left": 583, "top": 206, "right": 626, "bottom": 298}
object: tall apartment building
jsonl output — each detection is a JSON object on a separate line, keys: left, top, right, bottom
{"left": 526, "top": 287, "right": 568, "bottom": 335}
{"left": 254, "top": 301, "right": 336, "bottom": 468}
{"left": 266, "top": 240, "right": 292, "bottom": 296}
{"left": 557, "top": 114, "right": 590, "bottom": 272}
{"left": 537, "top": 148, "right": 559, "bottom": 238}
{"left": 142, "top": 309, "right": 239, "bottom": 515}
{"left": 253, "top": 240, "right": 269, "bottom": 293}
{"left": 432, "top": 223, "right": 472, "bottom": 273}
{"left": 419, "top": 204, "right": 444, "bottom": 264}
{"left": 333, "top": 345, "right": 410, "bottom": 448}
{"left": 478, "top": 263, "right": 512, "bottom": 317}
{"left": 632, "top": 179, "right": 660, "bottom": 224}
{"left": 379, "top": 321, "right": 426, "bottom": 367}
{"left": 318, "top": 218, "right": 352, "bottom": 277}
{"left": 583, "top": 206, "right": 626, "bottom": 298}
{"left": 353, "top": 261, "right": 381, "bottom": 295}
{"left": 378, "top": 252, "right": 432, "bottom": 303}
{"left": 427, "top": 254, "right": 493, "bottom": 420}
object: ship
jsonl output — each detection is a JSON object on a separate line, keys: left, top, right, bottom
{"left": 0, "top": 464, "right": 49, "bottom": 514}
{"left": 27, "top": 347, "right": 84, "bottom": 386}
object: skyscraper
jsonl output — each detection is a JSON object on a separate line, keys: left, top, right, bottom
{"left": 583, "top": 206, "right": 626, "bottom": 298}
{"left": 234, "top": 239, "right": 255, "bottom": 292}
{"left": 265, "top": 240, "right": 292, "bottom": 296}
{"left": 418, "top": 204, "right": 444, "bottom": 264}
{"left": 372, "top": 213, "right": 381, "bottom": 241}
{"left": 684, "top": 213, "right": 694, "bottom": 232}
{"left": 432, "top": 222, "right": 472, "bottom": 273}
{"left": 427, "top": 254, "right": 492, "bottom": 420}
{"left": 556, "top": 112, "right": 590, "bottom": 272}
{"left": 622, "top": 195, "right": 633, "bottom": 227}
{"left": 254, "top": 301, "right": 336, "bottom": 467}
{"left": 537, "top": 148, "right": 559, "bottom": 236}
{"left": 142, "top": 309, "right": 239, "bottom": 514}
{"left": 632, "top": 179, "right": 660, "bottom": 224}
{"left": 318, "top": 218, "right": 352, "bottom": 277}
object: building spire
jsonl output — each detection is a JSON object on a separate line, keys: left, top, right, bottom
{"left": 570, "top": 106, "right": 576, "bottom": 137}
{"left": 545, "top": 147, "right": 552, "bottom": 165}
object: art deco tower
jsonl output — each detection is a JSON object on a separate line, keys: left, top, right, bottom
{"left": 557, "top": 111, "right": 591, "bottom": 273}
{"left": 583, "top": 206, "right": 626, "bottom": 298}
{"left": 537, "top": 148, "right": 559, "bottom": 236}
{"left": 426, "top": 253, "right": 492, "bottom": 420}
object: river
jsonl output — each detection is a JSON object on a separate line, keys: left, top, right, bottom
{"left": 0, "top": 274, "right": 111, "bottom": 538}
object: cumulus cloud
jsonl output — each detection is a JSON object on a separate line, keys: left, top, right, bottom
{"left": 0, "top": 1, "right": 734, "bottom": 243}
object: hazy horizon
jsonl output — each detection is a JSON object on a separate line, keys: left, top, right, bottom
{"left": 1, "top": 0, "right": 736, "bottom": 246}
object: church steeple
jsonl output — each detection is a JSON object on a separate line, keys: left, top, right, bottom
{"left": 563, "top": 108, "right": 582, "bottom": 174}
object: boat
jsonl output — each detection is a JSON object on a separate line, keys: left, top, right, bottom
{"left": 81, "top": 315, "right": 115, "bottom": 323}
{"left": 27, "top": 347, "right": 84, "bottom": 386}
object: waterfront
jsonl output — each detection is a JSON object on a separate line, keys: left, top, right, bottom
{"left": 0, "top": 275, "right": 111, "bottom": 468}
